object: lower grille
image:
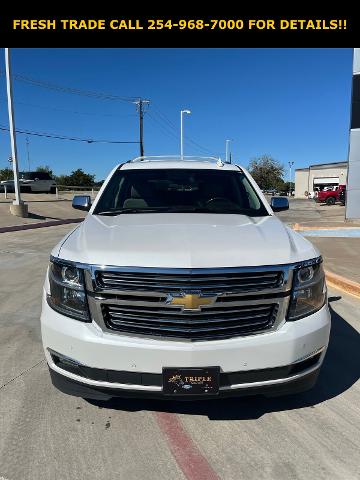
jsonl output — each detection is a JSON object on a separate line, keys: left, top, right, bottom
{"left": 102, "top": 303, "right": 278, "bottom": 340}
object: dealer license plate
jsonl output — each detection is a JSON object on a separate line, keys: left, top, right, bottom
{"left": 163, "top": 367, "right": 220, "bottom": 395}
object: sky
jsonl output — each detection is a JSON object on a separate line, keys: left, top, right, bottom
{"left": 0, "top": 48, "right": 354, "bottom": 181}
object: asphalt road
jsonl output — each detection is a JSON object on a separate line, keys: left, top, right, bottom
{"left": 0, "top": 225, "right": 360, "bottom": 480}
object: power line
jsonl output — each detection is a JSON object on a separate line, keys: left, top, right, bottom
{"left": 0, "top": 70, "right": 141, "bottom": 103}
{"left": 0, "top": 99, "right": 138, "bottom": 118}
{"left": 147, "top": 112, "right": 180, "bottom": 141}
{"left": 148, "top": 111, "right": 217, "bottom": 155}
{"left": 0, "top": 125, "right": 138, "bottom": 144}
{"left": 149, "top": 107, "right": 220, "bottom": 157}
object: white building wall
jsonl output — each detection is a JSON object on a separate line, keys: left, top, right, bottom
{"left": 295, "top": 170, "right": 309, "bottom": 198}
{"left": 346, "top": 48, "right": 360, "bottom": 220}
{"left": 295, "top": 166, "right": 347, "bottom": 198}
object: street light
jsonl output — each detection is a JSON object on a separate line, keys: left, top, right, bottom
{"left": 225, "top": 139, "right": 233, "bottom": 163}
{"left": 288, "top": 161, "right": 294, "bottom": 196}
{"left": 5, "top": 48, "right": 27, "bottom": 217}
{"left": 180, "top": 109, "right": 191, "bottom": 159}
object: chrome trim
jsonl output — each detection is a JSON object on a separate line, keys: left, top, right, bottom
{"left": 49, "top": 256, "right": 322, "bottom": 341}
{"left": 129, "top": 155, "right": 221, "bottom": 163}
{"left": 50, "top": 255, "right": 322, "bottom": 274}
{"left": 47, "top": 357, "right": 322, "bottom": 393}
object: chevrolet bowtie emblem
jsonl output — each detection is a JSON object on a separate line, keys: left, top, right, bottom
{"left": 166, "top": 293, "right": 216, "bottom": 311}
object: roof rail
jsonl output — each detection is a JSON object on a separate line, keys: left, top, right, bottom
{"left": 129, "top": 155, "right": 225, "bottom": 164}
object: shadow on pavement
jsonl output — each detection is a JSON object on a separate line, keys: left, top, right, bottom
{"left": 87, "top": 297, "right": 360, "bottom": 420}
{"left": 27, "top": 212, "right": 64, "bottom": 221}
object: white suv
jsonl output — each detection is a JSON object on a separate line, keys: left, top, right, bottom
{"left": 40, "top": 157, "right": 330, "bottom": 400}
{"left": 19, "top": 171, "right": 56, "bottom": 193}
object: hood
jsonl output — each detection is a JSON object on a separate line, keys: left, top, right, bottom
{"left": 54, "top": 213, "right": 318, "bottom": 268}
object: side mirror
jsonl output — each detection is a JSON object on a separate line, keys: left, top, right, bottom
{"left": 72, "top": 195, "right": 91, "bottom": 211}
{"left": 271, "top": 197, "right": 289, "bottom": 212}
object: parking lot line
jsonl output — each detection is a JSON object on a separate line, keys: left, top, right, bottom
{"left": 155, "top": 412, "right": 219, "bottom": 480}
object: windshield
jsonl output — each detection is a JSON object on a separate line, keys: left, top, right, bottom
{"left": 93, "top": 168, "right": 268, "bottom": 216}
{"left": 19, "top": 172, "right": 52, "bottom": 180}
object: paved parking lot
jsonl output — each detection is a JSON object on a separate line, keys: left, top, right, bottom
{"left": 274, "top": 197, "right": 348, "bottom": 227}
{"left": 0, "top": 225, "right": 360, "bottom": 480}
{"left": 0, "top": 195, "right": 353, "bottom": 230}
{"left": 0, "top": 193, "right": 91, "bottom": 229}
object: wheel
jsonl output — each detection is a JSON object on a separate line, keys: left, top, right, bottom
{"left": 50, "top": 186, "right": 56, "bottom": 194}
{"left": 326, "top": 197, "right": 336, "bottom": 206}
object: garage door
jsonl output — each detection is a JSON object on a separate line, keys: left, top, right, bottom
{"left": 313, "top": 177, "right": 339, "bottom": 185}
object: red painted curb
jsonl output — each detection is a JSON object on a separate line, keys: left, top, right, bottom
{"left": 155, "top": 412, "right": 219, "bottom": 480}
{"left": 0, "top": 218, "right": 83, "bottom": 234}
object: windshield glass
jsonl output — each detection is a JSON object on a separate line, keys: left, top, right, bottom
{"left": 94, "top": 169, "right": 268, "bottom": 216}
{"left": 19, "top": 172, "right": 52, "bottom": 180}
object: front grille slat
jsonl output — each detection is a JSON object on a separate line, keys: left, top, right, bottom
{"left": 107, "top": 310, "right": 272, "bottom": 325}
{"left": 107, "top": 318, "right": 271, "bottom": 333}
{"left": 106, "top": 304, "right": 273, "bottom": 316}
{"left": 102, "top": 303, "right": 278, "bottom": 340}
{"left": 94, "top": 268, "right": 285, "bottom": 340}
{"left": 96, "top": 271, "right": 282, "bottom": 293}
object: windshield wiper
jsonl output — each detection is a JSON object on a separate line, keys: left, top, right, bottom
{"left": 95, "top": 207, "right": 169, "bottom": 216}
{"left": 95, "top": 207, "right": 266, "bottom": 216}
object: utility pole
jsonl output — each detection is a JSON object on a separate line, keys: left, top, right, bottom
{"left": 134, "top": 99, "right": 150, "bottom": 157}
{"left": 26, "top": 137, "right": 31, "bottom": 171}
{"left": 180, "top": 109, "right": 191, "bottom": 159}
{"left": 5, "top": 48, "right": 28, "bottom": 217}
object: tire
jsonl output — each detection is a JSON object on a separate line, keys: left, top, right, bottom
{"left": 326, "top": 196, "right": 336, "bottom": 206}
{"left": 50, "top": 186, "right": 56, "bottom": 194}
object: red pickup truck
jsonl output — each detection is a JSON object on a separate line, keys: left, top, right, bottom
{"left": 315, "top": 185, "right": 346, "bottom": 205}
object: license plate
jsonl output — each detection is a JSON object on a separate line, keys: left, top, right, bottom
{"left": 163, "top": 367, "right": 220, "bottom": 395}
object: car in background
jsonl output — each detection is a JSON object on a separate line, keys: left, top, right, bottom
{"left": 0, "top": 171, "right": 56, "bottom": 193}
{"left": 19, "top": 171, "right": 56, "bottom": 193}
{"left": 315, "top": 185, "right": 346, "bottom": 206}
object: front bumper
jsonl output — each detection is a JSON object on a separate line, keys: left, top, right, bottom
{"left": 41, "top": 292, "right": 331, "bottom": 399}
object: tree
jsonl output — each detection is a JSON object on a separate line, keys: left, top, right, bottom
{"left": 55, "top": 168, "right": 95, "bottom": 187}
{"left": 283, "top": 181, "right": 295, "bottom": 193}
{"left": 248, "top": 155, "right": 285, "bottom": 191}
{"left": 36, "top": 165, "right": 54, "bottom": 177}
{"left": 0, "top": 167, "right": 13, "bottom": 181}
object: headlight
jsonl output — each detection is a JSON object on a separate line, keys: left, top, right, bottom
{"left": 47, "top": 259, "right": 90, "bottom": 322}
{"left": 288, "top": 257, "right": 327, "bottom": 321}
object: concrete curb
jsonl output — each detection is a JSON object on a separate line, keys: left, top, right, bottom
{"left": 293, "top": 223, "right": 360, "bottom": 231}
{"left": 325, "top": 270, "right": 360, "bottom": 299}
{"left": 0, "top": 218, "right": 83, "bottom": 234}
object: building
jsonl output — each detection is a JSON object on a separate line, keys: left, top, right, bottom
{"left": 295, "top": 161, "right": 348, "bottom": 198}
{"left": 346, "top": 48, "right": 360, "bottom": 220}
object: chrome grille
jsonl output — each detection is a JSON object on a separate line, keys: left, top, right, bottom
{"left": 102, "top": 303, "right": 278, "bottom": 340}
{"left": 85, "top": 265, "right": 292, "bottom": 341}
{"left": 95, "top": 270, "right": 283, "bottom": 293}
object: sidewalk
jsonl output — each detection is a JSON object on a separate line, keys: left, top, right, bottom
{"left": 276, "top": 197, "right": 360, "bottom": 228}
{"left": 0, "top": 193, "right": 86, "bottom": 229}
{"left": 305, "top": 236, "right": 360, "bottom": 285}
{"left": 275, "top": 198, "right": 360, "bottom": 297}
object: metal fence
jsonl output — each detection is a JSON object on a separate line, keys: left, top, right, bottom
{"left": 54, "top": 185, "right": 101, "bottom": 200}
{"left": 2, "top": 184, "right": 101, "bottom": 200}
